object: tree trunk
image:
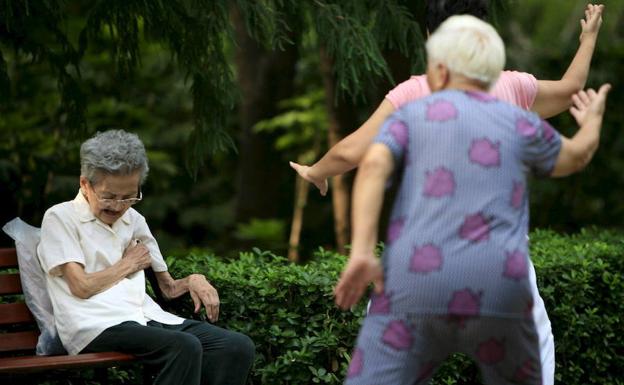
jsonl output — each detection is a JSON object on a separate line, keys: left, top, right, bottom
{"left": 232, "top": 7, "right": 299, "bottom": 225}
{"left": 318, "top": 47, "right": 356, "bottom": 255}
{"left": 287, "top": 164, "right": 310, "bottom": 262}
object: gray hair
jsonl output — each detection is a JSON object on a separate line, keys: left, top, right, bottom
{"left": 80, "top": 129, "right": 149, "bottom": 184}
{"left": 426, "top": 15, "right": 505, "bottom": 89}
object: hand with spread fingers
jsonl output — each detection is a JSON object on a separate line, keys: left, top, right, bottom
{"left": 569, "top": 84, "right": 611, "bottom": 125}
{"left": 580, "top": 3, "right": 604, "bottom": 43}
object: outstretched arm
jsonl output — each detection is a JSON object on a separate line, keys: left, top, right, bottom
{"left": 551, "top": 84, "right": 610, "bottom": 177}
{"left": 334, "top": 144, "right": 393, "bottom": 310}
{"left": 290, "top": 99, "right": 396, "bottom": 195}
{"left": 532, "top": 3, "right": 603, "bottom": 118}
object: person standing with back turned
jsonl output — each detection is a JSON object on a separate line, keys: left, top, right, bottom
{"left": 334, "top": 14, "right": 610, "bottom": 385}
{"left": 292, "top": 3, "right": 604, "bottom": 384}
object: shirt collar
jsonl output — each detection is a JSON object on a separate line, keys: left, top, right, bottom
{"left": 72, "top": 190, "right": 132, "bottom": 225}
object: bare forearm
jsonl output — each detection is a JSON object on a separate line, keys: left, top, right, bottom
{"left": 552, "top": 118, "right": 602, "bottom": 177}
{"left": 63, "top": 261, "right": 134, "bottom": 299}
{"left": 562, "top": 37, "right": 597, "bottom": 89}
{"left": 309, "top": 100, "right": 396, "bottom": 181}
{"left": 156, "top": 271, "right": 192, "bottom": 300}
{"left": 571, "top": 117, "right": 602, "bottom": 165}
{"left": 351, "top": 147, "right": 394, "bottom": 255}
{"left": 309, "top": 136, "right": 364, "bottom": 181}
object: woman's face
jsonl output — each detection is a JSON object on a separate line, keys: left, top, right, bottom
{"left": 79, "top": 172, "right": 141, "bottom": 226}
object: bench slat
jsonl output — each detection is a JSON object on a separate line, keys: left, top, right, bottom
{"left": 0, "top": 273, "right": 22, "bottom": 295}
{"left": 0, "top": 331, "right": 38, "bottom": 352}
{"left": 0, "top": 351, "right": 136, "bottom": 373}
{"left": 0, "top": 248, "right": 18, "bottom": 268}
{"left": 0, "top": 303, "right": 35, "bottom": 325}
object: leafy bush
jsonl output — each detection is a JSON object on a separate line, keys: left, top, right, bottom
{"left": 166, "top": 248, "right": 362, "bottom": 384}
{"left": 4, "top": 228, "right": 621, "bottom": 384}
{"left": 165, "top": 228, "right": 624, "bottom": 385}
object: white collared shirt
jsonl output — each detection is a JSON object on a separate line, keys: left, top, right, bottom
{"left": 37, "top": 192, "right": 184, "bottom": 355}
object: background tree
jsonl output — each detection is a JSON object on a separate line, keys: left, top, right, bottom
{"left": 2, "top": 0, "right": 624, "bottom": 258}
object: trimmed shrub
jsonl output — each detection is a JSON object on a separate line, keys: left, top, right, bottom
{"left": 166, "top": 228, "right": 624, "bottom": 385}
{"left": 166, "top": 248, "right": 362, "bottom": 384}
{"left": 6, "top": 228, "right": 620, "bottom": 384}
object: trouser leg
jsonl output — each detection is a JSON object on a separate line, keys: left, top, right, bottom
{"left": 528, "top": 260, "right": 555, "bottom": 385}
{"left": 460, "top": 317, "right": 542, "bottom": 385}
{"left": 82, "top": 321, "right": 202, "bottom": 385}
{"left": 345, "top": 315, "right": 448, "bottom": 385}
{"left": 157, "top": 319, "right": 255, "bottom": 385}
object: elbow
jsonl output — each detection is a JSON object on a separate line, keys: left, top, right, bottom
{"left": 574, "top": 151, "right": 595, "bottom": 172}
{"left": 69, "top": 286, "right": 92, "bottom": 299}
{"left": 335, "top": 140, "right": 365, "bottom": 168}
{"left": 569, "top": 147, "right": 596, "bottom": 174}
{"left": 359, "top": 152, "right": 392, "bottom": 178}
{"left": 67, "top": 280, "right": 94, "bottom": 299}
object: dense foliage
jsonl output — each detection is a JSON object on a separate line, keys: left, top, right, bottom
{"left": 2, "top": 229, "right": 622, "bottom": 384}
{"left": 159, "top": 228, "right": 623, "bottom": 385}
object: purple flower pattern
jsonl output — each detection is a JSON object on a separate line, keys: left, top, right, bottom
{"left": 503, "top": 250, "right": 528, "bottom": 281}
{"left": 382, "top": 320, "right": 413, "bottom": 351}
{"left": 542, "top": 120, "right": 555, "bottom": 142}
{"left": 469, "top": 138, "right": 501, "bottom": 168}
{"left": 459, "top": 213, "right": 490, "bottom": 242}
{"left": 476, "top": 338, "right": 506, "bottom": 364}
{"left": 423, "top": 167, "right": 455, "bottom": 197}
{"left": 387, "top": 217, "right": 406, "bottom": 244}
{"left": 347, "top": 348, "right": 364, "bottom": 378}
{"left": 516, "top": 117, "right": 537, "bottom": 137}
{"left": 389, "top": 120, "right": 409, "bottom": 148}
{"left": 426, "top": 100, "right": 458, "bottom": 122}
{"left": 511, "top": 181, "right": 524, "bottom": 209}
{"left": 410, "top": 244, "right": 443, "bottom": 274}
{"left": 369, "top": 291, "right": 392, "bottom": 315}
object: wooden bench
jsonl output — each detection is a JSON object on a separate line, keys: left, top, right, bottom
{"left": 0, "top": 247, "right": 173, "bottom": 383}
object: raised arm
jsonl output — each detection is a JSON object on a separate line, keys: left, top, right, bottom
{"left": 60, "top": 243, "right": 151, "bottom": 299}
{"left": 334, "top": 144, "right": 394, "bottom": 309}
{"left": 290, "top": 99, "right": 396, "bottom": 195}
{"left": 532, "top": 3, "right": 603, "bottom": 118}
{"left": 154, "top": 271, "right": 220, "bottom": 322}
{"left": 551, "top": 84, "right": 610, "bottom": 177}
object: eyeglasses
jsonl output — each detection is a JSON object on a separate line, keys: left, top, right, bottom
{"left": 88, "top": 184, "right": 143, "bottom": 207}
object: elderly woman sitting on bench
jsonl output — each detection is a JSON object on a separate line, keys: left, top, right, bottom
{"left": 37, "top": 129, "right": 254, "bottom": 385}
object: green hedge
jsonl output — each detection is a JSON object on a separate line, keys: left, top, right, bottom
{"left": 166, "top": 228, "right": 624, "bottom": 385}
{"left": 8, "top": 228, "right": 621, "bottom": 384}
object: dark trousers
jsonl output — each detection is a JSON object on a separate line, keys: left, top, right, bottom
{"left": 82, "top": 319, "right": 255, "bottom": 385}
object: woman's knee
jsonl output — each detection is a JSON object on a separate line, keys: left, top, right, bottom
{"left": 224, "top": 332, "right": 255, "bottom": 363}
{"left": 174, "top": 332, "right": 203, "bottom": 358}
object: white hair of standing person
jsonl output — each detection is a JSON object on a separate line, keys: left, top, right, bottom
{"left": 426, "top": 15, "right": 505, "bottom": 89}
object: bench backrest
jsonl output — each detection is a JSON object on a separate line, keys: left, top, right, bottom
{"left": 0, "top": 248, "right": 39, "bottom": 353}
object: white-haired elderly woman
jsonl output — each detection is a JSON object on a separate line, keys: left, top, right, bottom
{"left": 37, "top": 130, "right": 254, "bottom": 385}
{"left": 334, "top": 15, "right": 609, "bottom": 385}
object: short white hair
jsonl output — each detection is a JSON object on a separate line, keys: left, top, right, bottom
{"left": 426, "top": 15, "right": 505, "bottom": 88}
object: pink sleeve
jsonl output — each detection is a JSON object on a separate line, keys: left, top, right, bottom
{"left": 491, "top": 71, "right": 538, "bottom": 110}
{"left": 384, "top": 75, "right": 431, "bottom": 109}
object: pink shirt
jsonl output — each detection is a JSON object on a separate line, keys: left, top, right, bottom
{"left": 385, "top": 71, "right": 538, "bottom": 110}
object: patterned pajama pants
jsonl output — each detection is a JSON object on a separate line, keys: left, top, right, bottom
{"left": 345, "top": 313, "right": 542, "bottom": 385}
